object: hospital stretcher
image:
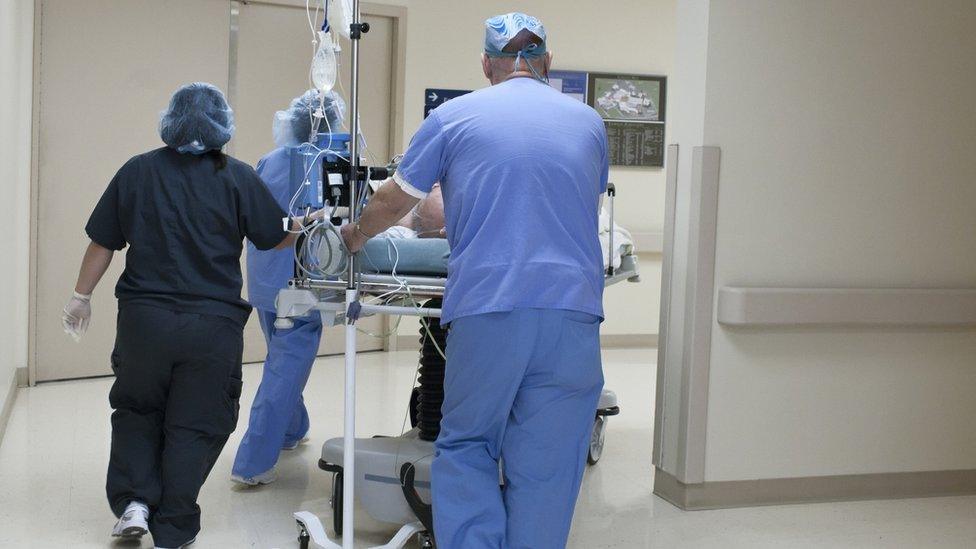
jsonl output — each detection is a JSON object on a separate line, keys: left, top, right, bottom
{"left": 278, "top": 184, "right": 639, "bottom": 549}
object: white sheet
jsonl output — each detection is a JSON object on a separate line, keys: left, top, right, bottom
{"left": 600, "top": 204, "right": 634, "bottom": 270}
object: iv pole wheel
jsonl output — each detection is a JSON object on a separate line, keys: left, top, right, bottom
{"left": 296, "top": 520, "right": 311, "bottom": 549}
{"left": 417, "top": 531, "right": 435, "bottom": 548}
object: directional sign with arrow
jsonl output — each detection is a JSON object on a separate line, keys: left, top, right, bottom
{"left": 424, "top": 88, "right": 472, "bottom": 119}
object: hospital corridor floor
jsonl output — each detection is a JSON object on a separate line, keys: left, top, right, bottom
{"left": 2, "top": 348, "right": 975, "bottom": 548}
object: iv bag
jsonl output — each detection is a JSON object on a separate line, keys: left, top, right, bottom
{"left": 311, "top": 31, "right": 337, "bottom": 93}
{"left": 326, "top": 0, "right": 354, "bottom": 40}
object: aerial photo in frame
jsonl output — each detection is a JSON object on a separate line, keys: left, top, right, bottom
{"left": 589, "top": 74, "right": 666, "bottom": 122}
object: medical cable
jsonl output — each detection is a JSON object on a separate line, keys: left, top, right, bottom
{"left": 383, "top": 237, "right": 448, "bottom": 360}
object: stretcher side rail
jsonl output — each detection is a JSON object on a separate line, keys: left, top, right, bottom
{"left": 275, "top": 253, "right": 642, "bottom": 326}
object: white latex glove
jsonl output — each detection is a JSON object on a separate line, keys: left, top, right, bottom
{"left": 62, "top": 292, "right": 92, "bottom": 342}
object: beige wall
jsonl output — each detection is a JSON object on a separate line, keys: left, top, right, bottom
{"left": 0, "top": 0, "right": 33, "bottom": 415}
{"left": 386, "top": 0, "right": 674, "bottom": 337}
{"left": 691, "top": 0, "right": 976, "bottom": 481}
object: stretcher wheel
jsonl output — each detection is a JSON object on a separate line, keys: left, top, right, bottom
{"left": 331, "top": 471, "right": 343, "bottom": 536}
{"left": 587, "top": 416, "right": 607, "bottom": 465}
{"left": 297, "top": 521, "right": 310, "bottom": 549}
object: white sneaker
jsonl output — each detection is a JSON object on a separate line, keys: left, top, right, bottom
{"left": 282, "top": 436, "right": 310, "bottom": 451}
{"left": 111, "top": 500, "right": 149, "bottom": 539}
{"left": 231, "top": 468, "right": 278, "bottom": 486}
{"left": 155, "top": 536, "right": 195, "bottom": 549}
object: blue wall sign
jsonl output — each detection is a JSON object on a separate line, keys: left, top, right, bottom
{"left": 424, "top": 88, "right": 472, "bottom": 118}
{"left": 548, "top": 70, "right": 588, "bottom": 103}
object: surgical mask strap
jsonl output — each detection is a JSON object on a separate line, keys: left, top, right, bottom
{"left": 488, "top": 45, "right": 549, "bottom": 84}
{"left": 518, "top": 50, "right": 549, "bottom": 84}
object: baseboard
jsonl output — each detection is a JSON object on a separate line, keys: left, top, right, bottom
{"left": 16, "top": 366, "right": 28, "bottom": 387}
{"left": 394, "top": 333, "right": 657, "bottom": 352}
{"left": 654, "top": 467, "right": 976, "bottom": 510}
{"left": 0, "top": 369, "right": 21, "bottom": 448}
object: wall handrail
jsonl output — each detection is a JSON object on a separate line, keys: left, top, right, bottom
{"left": 718, "top": 287, "right": 976, "bottom": 327}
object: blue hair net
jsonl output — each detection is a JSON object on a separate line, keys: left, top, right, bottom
{"left": 273, "top": 90, "right": 347, "bottom": 149}
{"left": 159, "top": 83, "right": 235, "bottom": 155}
{"left": 484, "top": 12, "right": 547, "bottom": 58}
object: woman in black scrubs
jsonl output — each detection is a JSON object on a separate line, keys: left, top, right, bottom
{"left": 61, "top": 83, "right": 314, "bottom": 549}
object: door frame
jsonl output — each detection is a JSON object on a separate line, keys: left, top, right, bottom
{"left": 26, "top": 0, "right": 408, "bottom": 385}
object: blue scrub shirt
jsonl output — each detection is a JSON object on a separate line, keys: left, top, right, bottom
{"left": 393, "top": 77, "right": 609, "bottom": 324}
{"left": 246, "top": 147, "right": 300, "bottom": 313}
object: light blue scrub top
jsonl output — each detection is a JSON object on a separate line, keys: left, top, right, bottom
{"left": 394, "top": 77, "right": 609, "bottom": 324}
{"left": 246, "top": 147, "right": 298, "bottom": 313}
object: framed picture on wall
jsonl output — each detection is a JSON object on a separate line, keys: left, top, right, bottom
{"left": 587, "top": 73, "right": 667, "bottom": 167}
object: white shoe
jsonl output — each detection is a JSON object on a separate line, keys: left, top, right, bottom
{"left": 231, "top": 468, "right": 278, "bottom": 486}
{"left": 155, "top": 536, "right": 195, "bottom": 549}
{"left": 111, "top": 500, "right": 149, "bottom": 539}
{"left": 282, "top": 436, "right": 310, "bottom": 451}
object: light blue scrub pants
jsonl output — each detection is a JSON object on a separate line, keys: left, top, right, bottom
{"left": 431, "top": 309, "right": 604, "bottom": 549}
{"left": 232, "top": 309, "right": 322, "bottom": 478}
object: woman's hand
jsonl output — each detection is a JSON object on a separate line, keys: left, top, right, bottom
{"left": 62, "top": 292, "right": 92, "bottom": 342}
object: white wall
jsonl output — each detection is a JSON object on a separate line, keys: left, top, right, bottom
{"left": 698, "top": 0, "right": 976, "bottom": 481}
{"left": 0, "top": 0, "right": 34, "bottom": 420}
{"left": 386, "top": 0, "right": 674, "bottom": 337}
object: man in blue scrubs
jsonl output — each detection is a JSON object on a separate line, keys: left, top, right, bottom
{"left": 342, "top": 13, "right": 608, "bottom": 548}
{"left": 231, "top": 90, "right": 345, "bottom": 485}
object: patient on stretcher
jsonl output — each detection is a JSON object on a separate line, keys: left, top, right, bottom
{"left": 371, "top": 182, "right": 634, "bottom": 270}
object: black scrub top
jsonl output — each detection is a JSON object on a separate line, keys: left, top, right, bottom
{"left": 86, "top": 147, "right": 287, "bottom": 327}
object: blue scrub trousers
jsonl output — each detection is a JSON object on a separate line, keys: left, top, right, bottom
{"left": 431, "top": 309, "right": 604, "bottom": 549}
{"left": 232, "top": 309, "right": 322, "bottom": 478}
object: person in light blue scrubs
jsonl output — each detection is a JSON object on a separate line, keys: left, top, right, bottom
{"left": 231, "top": 90, "right": 345, "bottom": 486}
{"left": 341, "top": 13, "right": 608, "bottom": 548}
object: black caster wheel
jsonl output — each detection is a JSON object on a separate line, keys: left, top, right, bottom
{"left": 587, "top": 416, "right": 607, "bottom": 465}
{"left": 297, "top": 520, "right": 311, "bottom": 549}
{"left": 331, "top": 471, "right": 344, "bottom": 536}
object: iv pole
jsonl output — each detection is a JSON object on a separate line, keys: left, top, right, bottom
{"left": 342, "top": 0, "right": 362, "bottom": 545}
{"left": 294, "top": 1, "right": 426, "bottom": 547}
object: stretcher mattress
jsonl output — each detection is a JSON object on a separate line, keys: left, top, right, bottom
{"left": 357, "top": 238, "right": 451, "bottom": 276}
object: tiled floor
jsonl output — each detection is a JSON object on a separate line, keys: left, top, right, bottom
{"left": 1, "top": 348, "right": 975, "bottom": 548}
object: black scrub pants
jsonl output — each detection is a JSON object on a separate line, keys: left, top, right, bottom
{"left": 106, "top": 304, "right": 244, "bottom": 548}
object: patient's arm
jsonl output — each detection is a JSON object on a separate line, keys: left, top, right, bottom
{"left": 389, "top": 183, "right": 446, "bottom": 238}
{"left": 413, "top": 184, "right": 445, "bottom": 238}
